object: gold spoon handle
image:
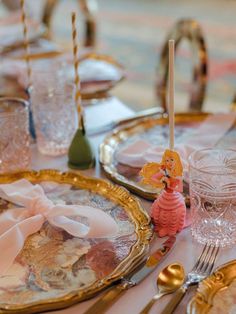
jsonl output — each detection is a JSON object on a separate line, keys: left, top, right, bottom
{"left": 160, "top": 286, "right": 187, "bottom": 314}
{"left": 139, "top": 292, "right": 165, "bottom": 314}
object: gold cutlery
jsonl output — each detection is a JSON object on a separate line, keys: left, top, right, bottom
{"left": 161, "top": 244, "right": 220, "bottom": 314}
{"left": 140, "top": 263, "right": 185, "bottom": 314}
{"left": 83, "top": 236, "right": 176, "bottom": 314}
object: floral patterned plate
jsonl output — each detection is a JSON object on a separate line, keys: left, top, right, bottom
{"left": 0, "top": 170, "right": 152, "bottom": 314}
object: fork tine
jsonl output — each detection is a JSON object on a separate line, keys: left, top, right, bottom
{"left": 160, "top": 244, "right": 220, "bottom": 314}
{"left": 205, "top": 246, "right": 220, "bottom": 275}
{"left": 192, "top": 243, "right": 208, "bottom": 272}
{"left": 199, "top": 245, "right": 215, "bottom": 274}
{"left": 195, "top": 245, "right": 212, "bottom": 273}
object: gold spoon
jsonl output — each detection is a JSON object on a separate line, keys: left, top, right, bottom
{"left": 140, "top": 263, "right": 185, "bottom": 314}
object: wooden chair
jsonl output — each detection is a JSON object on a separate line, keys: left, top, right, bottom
{"left": 156, "top": 19, "right": 208, "bottom": 112}
{"left": 42, "top": 0, "right": 97, "bottom": 47}
{"left": 231, "top": 94, "right": 236, "bottom": 111}
{"left": 1, "top": 0, "right": 97, "bottom": 48}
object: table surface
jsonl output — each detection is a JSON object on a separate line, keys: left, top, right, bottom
{"left": 30, "top": 97, "right": 236, "bottom": 314}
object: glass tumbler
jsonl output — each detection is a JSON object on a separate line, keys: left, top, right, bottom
{"left": 30, "top": 82, "right": 78, "bottom": 156}
{"left": 0, "top": 97, "right": 30, "bottom": 173}
{"left": 189, "top": 148, "right": 236, "bottom": 247}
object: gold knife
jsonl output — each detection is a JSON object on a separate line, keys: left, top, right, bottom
{"left": 83, "top": 236, "right": 176, "bottom": 314}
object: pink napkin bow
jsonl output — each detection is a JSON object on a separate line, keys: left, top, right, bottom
{"left": 0, "top": 179, "right": 118, "bottom": 275}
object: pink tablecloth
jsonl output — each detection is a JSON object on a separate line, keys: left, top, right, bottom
{"left": 30, "top": 97, "right": 235, "bottom": 314}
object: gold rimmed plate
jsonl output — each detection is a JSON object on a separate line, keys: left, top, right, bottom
{"left": 73, "top": 52, "right": 125, "bottom": 99}
{"left": 99, "top": 112, "right": 236, "bottom": 201}
{"left": 0, "top": 170, "right": 152, "bottom": 314}
{"left": 0, "top": 21, "right": 47, "bottom": 54}
{"left": 187, "top": 260, "right": 236, "bottom": 314}
{"left": 0, "top": 52, "right": 125, "bottom": 101}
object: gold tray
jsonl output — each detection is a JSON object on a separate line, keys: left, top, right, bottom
{"left": 0, "top": 170, "right": 152, "bottom": 314}
{"left": 187, "top": 260, "right": 236, "bottom": 314}
{"left": 99, "top": 112, "right": 236, "bottom": 201}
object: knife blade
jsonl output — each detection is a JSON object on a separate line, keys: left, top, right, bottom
{"left": 87, "top": 106, "right": 164, "bottom": 136}
{"left": 83, "top": 236, "right": 176, "bottom": 314}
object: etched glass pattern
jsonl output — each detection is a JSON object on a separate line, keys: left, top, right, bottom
{"left": 31, "top": 83, "right": 78, "bottom": 156}
{"left": 0, "top": 98, "right": 30, "bottom": 173}
{"left": 189, "top": 149, "right": 236, "bottom": 247}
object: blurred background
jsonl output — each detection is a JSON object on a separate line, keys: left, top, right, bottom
{"left": 1, "top": 0, "right": 236, "bottom": 112}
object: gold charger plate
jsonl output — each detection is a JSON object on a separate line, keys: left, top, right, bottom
{"left": 72, "top": 52, "right": 125, "bottom": 100}
{"left": 3, "top": 39, "right": 62, "bottom": 60}
{"left": 0, "top": 52, "right": 125, "bottom": 101}
{"left": 0, "top": 170, "right": 152, "bottom": 314}
{"left": 187, "top": 260, "right": 236, "bottom": 314}
{"left": 99, "top": 112, "right": 236, "bottom": 201}
{"left": 0, "top": 23, "right": 47, "bottom": 55}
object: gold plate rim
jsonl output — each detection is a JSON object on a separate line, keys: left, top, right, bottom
{"left": 0, "top": 52, "right": 125, "bottom": 101}
{"left": 187, "top": 259, "right": 236, "bottom": 314}
{"left": 1, "top": 25, "right": 47, "bottom": 55}
{"left": 99, "top": 112, "right": 210, "bottom": 200}
{"left": 0, "top": 169, "right": 152, "bottom": 314}
{"left": 79, "top": 52, "right": 126, "bottom": 99}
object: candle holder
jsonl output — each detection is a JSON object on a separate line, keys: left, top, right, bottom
{"left": 67, "top": 12, "right": 95, "bottom": 170}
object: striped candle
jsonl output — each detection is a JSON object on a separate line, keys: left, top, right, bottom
{"left": 71, "top": 12, "right": 85, "bottom": 132}
{"left": 20, "top": 0, "right": 32, "bottom": 89}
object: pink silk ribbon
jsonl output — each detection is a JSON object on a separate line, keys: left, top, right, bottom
{"left": 0, "top": 179, "right": 118, "bottom": 275}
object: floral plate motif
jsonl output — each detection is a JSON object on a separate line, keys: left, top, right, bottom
{"left": 0, "top": 170, "right": 152, "bottom": 314}
{"left": 187, "top": 260, "right": 236, "bottom": 314}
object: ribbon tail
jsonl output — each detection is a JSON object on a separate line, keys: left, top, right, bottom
{"left": 0, "top": 207, "right": 28, "bottom": 235}
{"left": 47, "top": 205, "right": 119, "bottom": 238}
{"left": 48, "top": 216, "right": 90, "bottom": 238}
{"left": 0, "top": 215, "right": 44, "bottom": 276}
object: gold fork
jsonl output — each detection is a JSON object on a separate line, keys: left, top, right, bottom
{"left": 161, "top": 244, "right": 220, "bottom": 314}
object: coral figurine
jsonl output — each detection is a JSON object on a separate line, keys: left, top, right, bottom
{"left": 140, "top": 149, "right": 186, "bottom": 237}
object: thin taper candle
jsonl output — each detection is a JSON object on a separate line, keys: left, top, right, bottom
{"left": 20, "top": 0, "right": 32, "bottom": 88}
{"left": 71, "top": 12, "right": 85, "bottom": 132}
{"left": 168, "top": 39, "right": 175, "bottom": 151}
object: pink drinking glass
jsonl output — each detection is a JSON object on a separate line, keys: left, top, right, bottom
{"left": 189, "top": 148, "right": 236, "bottom": 247}
{"left": 0, "top": 97, "right": 31, "bottom": 173}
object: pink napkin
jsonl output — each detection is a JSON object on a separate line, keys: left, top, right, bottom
{"left": 0, "top": 179, "right": 118, "bottom": 275}
{"left": 116, "top": 113, "right": 236, "bottom": 170}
